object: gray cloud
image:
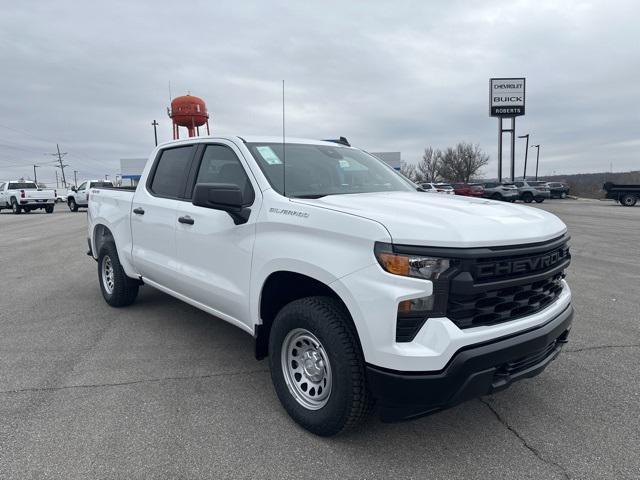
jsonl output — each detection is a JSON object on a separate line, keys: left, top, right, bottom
{"left": 1, "top": 0, "right": 638, "bottom": 184}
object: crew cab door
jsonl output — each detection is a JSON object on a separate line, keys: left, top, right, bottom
{"left": 0, "top": 183, "right": 6, "bottom": 206}
{"left": 131, "top": 144, "right": 196, "bottom": 290}
{"left": 173, "top": 142, "right": 260, "bottom": 329}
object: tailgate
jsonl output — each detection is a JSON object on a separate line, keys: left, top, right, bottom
{"left": 24, "top": 190, "right": 54, "bottom": 200}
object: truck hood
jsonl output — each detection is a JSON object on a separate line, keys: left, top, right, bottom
{"left": 293, "top": 191, "right": 567, "bottom": 247}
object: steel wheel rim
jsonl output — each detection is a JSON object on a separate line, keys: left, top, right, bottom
{"left": 69, "top": 200, "right": 75, "bottom": 211}
{"left": 101, "top": 255, "right": 115, "bottom": 294}
{"left": 281, "top": 328, "right": 332, "bottom": 410}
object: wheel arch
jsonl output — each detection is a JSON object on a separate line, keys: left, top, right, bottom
{"left": 255, "top": 270, "right": 361, "bottom": 360}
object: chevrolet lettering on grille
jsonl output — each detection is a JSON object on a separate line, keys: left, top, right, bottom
{"left": 474, "top": 247, "right": 570, "bottom": 280}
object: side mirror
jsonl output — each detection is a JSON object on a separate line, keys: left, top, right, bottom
{"left": 71, "top": 187, "right": 77, "bottom": 192}
{"left": 192, "top": 183, "right": 251, "bottom": 225}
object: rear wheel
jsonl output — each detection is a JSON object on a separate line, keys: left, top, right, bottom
{"left": 522, "top": 192, "right": 533, "bottom": 203}
{"left": 11, "top": 199, "right": 21, "bottom": 214}
{"left": 268, "top": 296, "right": 372, "bottom": 436}
{"left": 621, "top": 194, "right": 637, "bottom": 207}
{"left": 68, "top": 198, "right": 78, "bottom": 212}
{"left": 98, "top": 243, "right": 139, "bottom": 307}
{"left": 560, "top": 192, "right": 567, "bottom": 199}
{"left": 535, "top": 198, "right": 545, "bottom": 203}
{"left": 45, "top": 205, "right": 54, "bottom": 213}
{"left": 491, "top": 193, "right": 502, "bottom": 201}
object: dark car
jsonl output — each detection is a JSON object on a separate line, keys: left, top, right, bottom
{"left": 453, "top": 183, "right": 485, "bottom": 197}
{"left": 547, "top": 182, "right": 570, "bottom": 199}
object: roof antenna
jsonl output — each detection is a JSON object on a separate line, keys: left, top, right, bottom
{"left": 282, "top": 79, "right": 286, "bottom": 197}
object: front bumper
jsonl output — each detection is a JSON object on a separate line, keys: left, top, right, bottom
{"left": 366, "top": 304, "right": 573, "bottom": 422}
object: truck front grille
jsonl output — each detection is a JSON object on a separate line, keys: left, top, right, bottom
{"left": 444, "top": 236, "right": 570, "bottom": 329}
{"left": 447, "top": 273, "right": 564, "bottom": 328}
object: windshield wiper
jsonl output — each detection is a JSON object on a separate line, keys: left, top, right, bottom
{"left": 291, "top": 194, "right": 328, "bottom": 199}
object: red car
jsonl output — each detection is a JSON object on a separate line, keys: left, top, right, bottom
{"left": 453, "top": 183, "right": 485, "bottom": 197}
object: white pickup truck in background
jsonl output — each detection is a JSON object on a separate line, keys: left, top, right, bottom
{"left": 87, "top": 136, "right": 573, "bottom": 436}
{"left": 0, "top": 180, "right": 56, "bottom": 214}
{"left": 67, "top": 180, "right": 114, "bottom": 211}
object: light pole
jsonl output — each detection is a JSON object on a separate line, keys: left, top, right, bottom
{"left": 518, "top": 134, "right": 529, "bottom": 179}
{"left": 531, "top": 144, "right": 540, "bottom": 180}
{"left": 73, "top": 170, "right": 78, "bottom": 188}
{"left": 33, "top": 165, "right": 39, "bottom": 184}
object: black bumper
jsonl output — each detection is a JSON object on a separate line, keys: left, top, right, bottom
{"left": 367, "top": 305, "right": 573, "bottom": 422}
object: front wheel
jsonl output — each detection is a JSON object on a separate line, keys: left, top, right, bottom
{"left": 535, "top": 198, "right": 545, "bottom": 203}
{"left": 98, "top": 243, "right": 139, "bottom": 307}
{"left": 11, "top": 200, "right": 21, "bottom": 214}
{"left": 268, "top": 296, "right": 372, "bottom": 436}
{"left": 561, "top": 192, "right": 567, "bottom": 199}
{"left": 68, "top": 198, "right": 78, "bottom": 212}
{"left": 45, "top": 205, "right": 54, "bottom": 213}
{"left": 522, "top": 193, "right": 533, "bottom": 203}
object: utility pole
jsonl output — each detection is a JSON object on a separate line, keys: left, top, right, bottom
{"left": 518, "top": 134, "right": 529, "bottom": 179}
{"left": 151, "top": 120, "right": 159, "bottom": 146}
{"left": 73, "top": 170, "right": 78, "bottom": 187}
{"left": 531, "top": 145, "right": 541, "bottom": 180}
{"left": 50, "top": 144, "right": 68, "bottom": 188}
{"left": 33, "top": 165, "right": 39, "bottom": 184}
{"left": 55, "top": 170, "right": 59, "bottom": 188}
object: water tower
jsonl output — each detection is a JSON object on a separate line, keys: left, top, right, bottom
{"left": 167, "top": 94, "right": 210, "bottom": 139}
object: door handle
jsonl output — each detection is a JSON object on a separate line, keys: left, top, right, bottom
{"left": 133, "top": 207, "right": 145, "bottom": 215}
{"left": 178, "top": 215, "right": 194, "bottom": 225}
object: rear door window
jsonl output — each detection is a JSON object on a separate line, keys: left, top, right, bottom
{"left": 149, "top": 146, "right": 195, "bottom": 198}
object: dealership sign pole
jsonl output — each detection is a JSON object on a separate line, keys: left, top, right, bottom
{"left": 490, "top": 78, "right": 525, "bottom": 182}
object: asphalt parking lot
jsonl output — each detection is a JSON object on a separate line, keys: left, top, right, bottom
{"left": 0, "top": 199, "right": 638, "bottom": 479}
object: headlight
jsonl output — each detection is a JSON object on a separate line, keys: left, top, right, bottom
{"left": 374, "top": 242, "right": 450, "bottom": 280}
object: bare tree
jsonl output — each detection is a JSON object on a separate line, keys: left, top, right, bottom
{"left": 400, "top": 161, "right": 418, "bottom": 182}
{"left": 416, "top": 147, "right": 442, "bottom": 183}
{"left": 439, "top": 142, "right": 489, "bottom": 183}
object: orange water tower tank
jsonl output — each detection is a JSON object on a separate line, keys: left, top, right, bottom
{"left": 168, "top": 94, "right": 210, "bottom": 139}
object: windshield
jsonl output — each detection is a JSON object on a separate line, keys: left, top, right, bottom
{"left": 8, "top": 182, "right": 37, "bottom": 189}
{"left": 528, "top": 181, "right": 547, "bottom": 186}
{"left": 246, "top": 143, "right": 415, "bottom": 198}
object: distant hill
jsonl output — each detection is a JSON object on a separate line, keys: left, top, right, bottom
{"left": 539, "top": 171, "right": 640, "bottom": 198}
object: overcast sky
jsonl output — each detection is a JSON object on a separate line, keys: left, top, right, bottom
{"left": 1, "top": 0, "right": 638, "bottom": 185}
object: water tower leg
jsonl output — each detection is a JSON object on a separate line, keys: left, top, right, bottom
{"left": 206, "top": 121, "right": 210, "bottom": 135}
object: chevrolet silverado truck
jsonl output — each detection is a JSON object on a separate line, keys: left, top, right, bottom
{"left": 0, "top": 180, "right": 56, "bottom": 214}
{"left": 87, "top": 136, "right": 573, "bottom": 436}
{"left": 67, "top": 180, "right": 114, "bottom": 211}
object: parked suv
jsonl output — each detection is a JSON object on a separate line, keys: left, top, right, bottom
{"left": 482, "top": 182, "right": 518, "bottom": 202}
{"left": 87, "top": 136, "right": 573, "bottom": 436}
{"left": 515, "top": 180, "right": 551, "bottom": 203}
{"left": 547, "top": 182, "right": 570, "bottom": 199}
{"left": 434, "top": 183, "right": 455, "bottom": 195}
{"left": 453, "top": 183, "right": 484, "bottom": 197}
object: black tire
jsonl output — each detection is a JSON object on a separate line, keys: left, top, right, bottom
{"left": 268, "top": 296, "right": 372, "bottom": 436}
{"left": 45, "top": 205, "right": 54, "bottom": 213}
{"left": 535, "top": 198, "right": 544, "bottom": 203}
{"left": 620, "top": 194, "right": 637, "bottom": 207}
{"left": 11, "top": 199, "right": 21, "bottom": 214}
{"left": 97, "top": 243, "right": 139, "bottom": 307}
{"left": 522, "top": 192, "right": 534, "bottom": 203}
{"left": 491, "top": 193, "right": 502, "bottom": 201}
{"left": 68, "top": 198, "right": 78, "bottom": 212}
{"left": 560, "top": 192, "right": 567, "bottom": 199}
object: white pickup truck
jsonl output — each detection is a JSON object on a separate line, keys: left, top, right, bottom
{"left": 67, "top": 180, "right": 113, "bottom": 211}
{"left": 0, "top": 180, "right": 56, "bottom": 214}
{"left": 88, "top": 136, "right": 573, "bottom": 436}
